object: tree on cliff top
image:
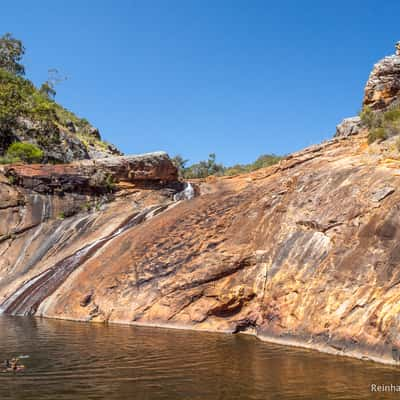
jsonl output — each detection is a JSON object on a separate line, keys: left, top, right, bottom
{"left": 0, "top": 33, "right": 25, "bottom": 76}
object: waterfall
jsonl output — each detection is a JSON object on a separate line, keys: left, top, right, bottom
{"left": 174, "top": 182, "right": 195, "bottom": 201}
{"left": 0, "top": 204, "right": 169, "bottom": 316}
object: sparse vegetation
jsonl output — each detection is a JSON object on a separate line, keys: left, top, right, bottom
{"left": 172, "top": 152, "right": 283, "bottom": 179}
{"left": 361, "top": 104, "right": 400, "bottom": 144}
{"left": 83, "top": 202, "right": 92, "bottom": 212}
{"left": 368, "top": 127, "right": 387, "bottom": 144}
{"left": 104, "top": 174, "right": 116, "bottom": 192}
{"left": 360, "top": 106, "right": 378, "bottom": 129}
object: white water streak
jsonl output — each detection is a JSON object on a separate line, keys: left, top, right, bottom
{"left": 174, "top": 183, "right": 195, "bottom": 201}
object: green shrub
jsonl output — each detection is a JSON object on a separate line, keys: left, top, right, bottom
{"left": 6, "top": 142, "right": 43, "bottom": 163}
{"left": 368, "top": 128, "right": 387, "bottom": 144}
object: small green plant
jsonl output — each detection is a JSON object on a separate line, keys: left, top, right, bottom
{"left": 83, "top": 201, "right": 92, "bottom": 212}
{"left": 6, "top": 142, "right": 43, "bottom": 163}
{"left": 7, "top": 175, "right": 16, "bottom": 184}
{"left": 58, "top": 211, "right": 65, "bottom": 220}
{"left": 104, "top": 174, "right": 115, "bottom": 192}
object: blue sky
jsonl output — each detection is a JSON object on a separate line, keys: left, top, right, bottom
{"left": 0, "top": 1, "right": 399, "bottom": 165}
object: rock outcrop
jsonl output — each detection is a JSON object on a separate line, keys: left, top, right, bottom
{"left": 1, "top": 152, "right": 178, "bottom": 194}
{"left": 364, "top": 42, "right": 400, "bottom": 110}
{"left": 336, "top": 42, "right": 400, "bottom": 138}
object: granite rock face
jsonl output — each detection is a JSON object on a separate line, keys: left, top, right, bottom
{"left": 1, "top": 137, "right": 400, "bottom": 364}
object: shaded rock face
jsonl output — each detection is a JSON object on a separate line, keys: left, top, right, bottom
{"left": 2, "top": 137, "right": 400, "bottom": 364}
{"left": 364, "top": 43, "right": 400, "bottom": 110}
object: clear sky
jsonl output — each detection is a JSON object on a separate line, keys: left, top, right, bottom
{"left": 1, "top": 1, "right": 399, "bottom": 165}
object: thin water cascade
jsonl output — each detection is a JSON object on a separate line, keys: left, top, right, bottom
{"left": 0, "top": 204, "right": 168, "bottom": 316}
{"left": 174, "top": 182, "right": 195, "bottom": 201}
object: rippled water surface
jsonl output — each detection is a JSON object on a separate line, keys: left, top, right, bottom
{"left": 0, "top": 316, "right": 400, "bottom": 399}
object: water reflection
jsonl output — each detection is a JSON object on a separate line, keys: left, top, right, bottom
{"left": 0, "top": 316, "right": 399, "bottom": 399}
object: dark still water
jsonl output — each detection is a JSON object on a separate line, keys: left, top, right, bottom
{"left": 0, "top": 317, "right": 399, "bottom": 400}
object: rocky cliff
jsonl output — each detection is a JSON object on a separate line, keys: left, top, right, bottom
{"left": 2, "top": 43, "right": 400, "bottom": 365}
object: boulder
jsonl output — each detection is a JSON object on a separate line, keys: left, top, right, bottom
{"left": 335, "top": 116, "right": 361, "bottom": 137}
